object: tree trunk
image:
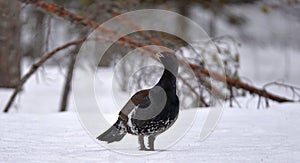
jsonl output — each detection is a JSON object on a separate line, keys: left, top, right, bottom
{"left": 209, "top": 11, "right": 217, "bottom": 38}
{"left": 59, "top": 52, "right": 76, "bottom": 112}
{"left": 24, "top": 9, "right": 45, "bottom": 58}
{"left": 0, "top": 0, "right": 21, "bottom": 88}
{"left": 176, "top": 0, "right": 190, "bottom": 37}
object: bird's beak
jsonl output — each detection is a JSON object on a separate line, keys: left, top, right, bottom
{"left": 155, "top": 52, "right": 164, "bottom": 59}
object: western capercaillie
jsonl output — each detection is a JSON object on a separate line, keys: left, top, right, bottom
{"left": 97, "top": 51, "right": 179, "bottom": 151}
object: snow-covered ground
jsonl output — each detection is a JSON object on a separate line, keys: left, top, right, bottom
{"left": 1, "top": 103, "right": 300, "bottom": 162}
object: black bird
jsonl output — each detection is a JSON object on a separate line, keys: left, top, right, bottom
{"left": 97, "top": 51, "right": 179, "bottom": 151}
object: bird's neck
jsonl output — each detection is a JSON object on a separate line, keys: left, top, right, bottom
{"left": 157, "top": 69, "right": 177, "bottom": 93}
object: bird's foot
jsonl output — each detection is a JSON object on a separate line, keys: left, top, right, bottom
{"left": 145, "top": 148, "right": 154, "bottom": 151}
{"left": 139, "top": 146, "right": 147, "bottom": 151}
{"left": 139, "top": 147, "right": 154, "bottom": 151}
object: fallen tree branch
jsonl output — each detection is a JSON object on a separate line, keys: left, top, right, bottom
{"left": 189, "top": 64, "right": 294, "bottom": 103}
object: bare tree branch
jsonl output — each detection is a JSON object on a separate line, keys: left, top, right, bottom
{"left": 20, "top": 0, "right": 99, "bottom": 28}
{"left": 3, "top": 38, "right": 86, "bottom": 112}
{"left": 178, "top": 75, "right": 209, "bottom": 107}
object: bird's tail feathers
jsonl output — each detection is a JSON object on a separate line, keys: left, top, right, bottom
{"left": 97, "top": 118, "right": 127, "bottom": 143}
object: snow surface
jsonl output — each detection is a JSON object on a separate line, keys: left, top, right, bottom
{"left": 1, "top": 104, "right": 300, "bottom": 162}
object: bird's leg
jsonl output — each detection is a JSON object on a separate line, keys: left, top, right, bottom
{"left": 138, "top": 135, "right": 146, "bottom": 150}
{"left": 147, "top": 135, "right": 156, "bottom": 151}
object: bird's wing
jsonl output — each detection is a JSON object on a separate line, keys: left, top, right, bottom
{"left": 132, "top": 86, "right": 167, "bottom": 121}
{"left": 118, "top": 89, "right": 150, "bottom": 122}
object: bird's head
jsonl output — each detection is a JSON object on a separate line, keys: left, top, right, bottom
{"left": 156, "top": 51, "right": 178, "bottom": 76}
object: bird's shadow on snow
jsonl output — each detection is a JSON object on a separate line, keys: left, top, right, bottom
{"left": 156, "top": 148, "right": 190, "bottom": 152}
